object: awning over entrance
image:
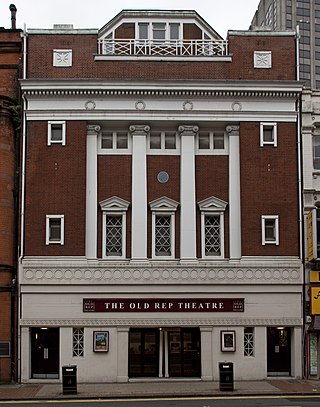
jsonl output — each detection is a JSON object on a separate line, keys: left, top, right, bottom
{"left": 309, "top": 315, "right": 320, "bottom": 331}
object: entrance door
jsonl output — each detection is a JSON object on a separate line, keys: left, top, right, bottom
{"left": 129, "top": 329, "right": 159, "bottom": 377}
{"left": 31, "top": 328, "right": 59, "bottom": 379}
{"left": 267, "top": 327, "right": 291, "bottom": 376}
{"left": 168, "top": 328, "right": 201, "bottom": 377}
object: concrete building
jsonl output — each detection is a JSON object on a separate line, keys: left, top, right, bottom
{"left": 0, "top": 5, "right": 21, "bottom": 383}
{"left": 250, "top": 0, "right": 320, "bottom": 379}
{"left": 18, "top": 10, "right": 303, "bottom": 383}
{"left": 250, "top": 0, "right": 320, "bottom": 89}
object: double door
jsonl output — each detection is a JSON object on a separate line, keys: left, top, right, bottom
{"left": 31, "top": 328, "right": 59, "bottom": 379}
{"left": 267, "top": 327, "right": 291, "bottom": 376}
{"left": 129, "top": 328, "right": 201, "bottom": 378}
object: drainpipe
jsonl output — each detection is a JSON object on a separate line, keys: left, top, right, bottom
{"left": 296, "top": 24, "right": 307, "bottom": 379}
{"left": 17, "top": 27, "right": 27, "bottom": 383}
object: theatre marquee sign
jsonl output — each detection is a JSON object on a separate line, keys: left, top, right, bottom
{"left": 83, "top": 298, "right": 244, "bottom": 313}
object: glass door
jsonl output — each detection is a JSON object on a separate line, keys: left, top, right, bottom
{"left": 31, "top": 327, "right": 59, "bottom": 379}
{"left": 267, "top": 327, "right": 291, "bottom": 376}
{"left": 129, "top": 329, "right": 159, "bottom": 377}
{"left": 168, "top": 328, "right": 201, "bottom": 377}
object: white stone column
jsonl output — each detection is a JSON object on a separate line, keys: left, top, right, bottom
{"left": 20, "top": 326, "right": 30, "bottom": 383}
{"left": 200, "top": 326, "right": 213, "bottom": 381}
{"left": 179, "top": 125, "right": 198, "bottom": 261}
{"left": 86, "top": 125, "right": 100, "bottom": 259}
{"left": 291, "top": 326, "right": 303, "bottom": 379}
{"left": 301, "top": 126, "right": 314, "bottom": 191}
{"left": 159, "top": 329, "right": 164, "bottom": 378}
{"left": 130, "top": 125, "right": 149, "bottom": 260}
{"left": 227, "top": 125, "right": 241, "bottom": 260}
{"left": 164, "top": 330, "right": 169, "bottom": 377}
{"left": 117, "top": 327, "right": 129, "bottom": 382}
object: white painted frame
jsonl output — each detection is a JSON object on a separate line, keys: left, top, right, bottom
{"left": 196, "top": 130, "right": 228, "bottom": 155}
{"left": 47, "top": 120, "right": 66, "bottom": 146}
{"left": 260, "top": 122, "right": 277, "bottom": 147}
{"left": 99, "top": 131, "right": 131, "bottom": 155}
{"left": 45, "top": 214, "right": 64, "bottom": 245}
{"left": 147, "top": 131, "right": 180, "bottom": 155}
{"left": 198, "top": 196, "right": 227, "bottom": 259}
{"left": 261, "top": 215, "right": 279, "bottom": 245}
{"left": 136, "top": 22, "right": 182, "bottom": 41}
{"left": 149, "top": 196, "right": 179, "bottom": 259}
{"left": 100, "top": 196, "right": 130, "bottom": 259}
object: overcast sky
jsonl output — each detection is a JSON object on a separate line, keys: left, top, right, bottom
{"left": 1, "top": 0, "right": 259, "bottom": 38}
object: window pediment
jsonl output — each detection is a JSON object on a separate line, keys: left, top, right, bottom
{"left": 198, "top": 196, "right": 227, "bottom": 212}
{"left": 100, "top": 196, "right": 130, "bottom": 212}
{"left": 149, "top": 196, "right": 179, "bottom": 212}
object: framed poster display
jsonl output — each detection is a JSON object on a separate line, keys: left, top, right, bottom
{"left": 93, "top": 331, "right": 109, "bottom": 352}
{"left": 221, "top": 330, "right": 236, "bottom": 352}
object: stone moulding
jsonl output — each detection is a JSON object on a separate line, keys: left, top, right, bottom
{"left": 20, "top": 318, "right": 303, "bottom": 327}
{"left": 22, "top": 265, "right": 302, "bottom": 284}
{"left": 22, "top": 89, "right": 300, "bottom": 98}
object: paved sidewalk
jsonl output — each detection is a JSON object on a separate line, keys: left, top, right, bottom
{"left": 1, "top": 379, "right": 320, "bottom": 400}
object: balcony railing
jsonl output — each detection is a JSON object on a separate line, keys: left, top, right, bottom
{"left": 97, "top": 38, "right": 228, "bottom": 57}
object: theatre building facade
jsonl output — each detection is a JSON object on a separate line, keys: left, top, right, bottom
{"left": 19, "top": 10, "right": 303, "bottom": 382}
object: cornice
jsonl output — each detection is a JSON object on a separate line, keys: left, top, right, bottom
{"left": 21, "top": 88, "right": 300, "bottom": 99}
{"left": 20, "top": 317, "right": 303, "bottom": 327}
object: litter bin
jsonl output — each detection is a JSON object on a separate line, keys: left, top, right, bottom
{"left": 62, "top": 365, "right": 77, "bottom": 395}
{"left": 219, "top": 362, "right": 234, "bottom": 391}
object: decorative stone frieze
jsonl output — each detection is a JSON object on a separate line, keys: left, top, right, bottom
{"left": 22, "top": 264, "right": 302, "bottom": 284}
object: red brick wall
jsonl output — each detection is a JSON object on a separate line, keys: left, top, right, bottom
{"left": 115, "top": 23, "right": 135, "bottom": 39}
{"left": 0, "top": 290, "right": 11, "bottom": 382}
{"left": 0, "top": 29, "right": 22, "bottom": 384}
{"left": 0, "top": 113, "right": 15, "bottom": 266}
{"left": 97, "top": 155, "right": 132, "bottom": 258}
{"left": 0, "top": 30, "right": 22, "bottom": 98}
{"left": 27, "top": 32, "right": 296, "bottom": 81}
{"left": 240, "top": 122, "right": 299, "bottom": 256}
{"left": 228, "top": 34, "right": 296, "bottom": 81}
{"left": 196, "top": 155, "right": 229, "bottom": 258}
{"left": 147, "top": 155, "right": 180, "bottom": 258}
{"left": 24, "top": 121, "right": 87, "bottom": 256}
{"left": 183, "top": 23, "right": 202, "bottom": 39}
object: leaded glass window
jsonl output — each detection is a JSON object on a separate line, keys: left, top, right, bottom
{"left": 204, "top": 215, "right": 221, "bottom": 256}
{"left": 106, "top": 215, "right": 123, "bottom": 256}
{"left": 73, "top": 328, "right": 84, "bottom": 357}
{"left": 155, "top": 215, "right": 171, "bottom": 256}
{"left": 244, "top": 327, "right": 254, "bottom": 357}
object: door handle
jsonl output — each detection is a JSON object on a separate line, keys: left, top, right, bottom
{"left": 44, "top": 348, "right": 49, "bottom": 359}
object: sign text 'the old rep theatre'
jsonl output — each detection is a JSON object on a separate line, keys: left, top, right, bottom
{"left": 83, "top": 298, "right": 244, "bottom": 313}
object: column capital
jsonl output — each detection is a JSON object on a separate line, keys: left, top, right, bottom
{"left": 87, "top": 124, "right": 101, "bottom": 135}
{"left": 226, "top": 125, "right": 240, "bottom": 136}
{"left": 301, "top": 125, "right": 315, "bottom": 135}
{"left": 178, "top": 125, "right": 199, "bottom": 137}
{"left": 129, "top": 124, "right": 150, "bottom": 136}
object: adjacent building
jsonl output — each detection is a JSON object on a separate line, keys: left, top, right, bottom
{"left": 0, "top": 4, "right": 21, "bottom": 383}
{"left": 251, "top": 0, "right": 320, "bottom": 380}
{"left": 19, "top": 10, "right": 303, "bottom": 383}
{"left": 250, "top": 0, "right": 320, "bottom": 89}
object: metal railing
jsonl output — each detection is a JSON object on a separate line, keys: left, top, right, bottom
{"left": 97, "top": 38, "right": 228, "bottom": 57}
